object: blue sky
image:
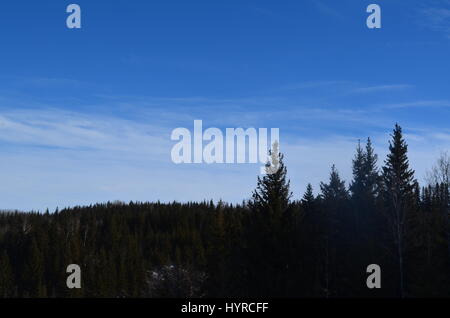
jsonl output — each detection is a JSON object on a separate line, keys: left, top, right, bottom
{"left": 0, "top": 0, "right": 450, "bottom": 211}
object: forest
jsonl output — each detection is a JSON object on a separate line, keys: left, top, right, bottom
{"left": 0, "top": 124, "right": 449, "bottom": 298}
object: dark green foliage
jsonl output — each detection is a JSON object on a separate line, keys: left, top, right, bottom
{"left": 246, "top": 151, "right": 299, "bottom": 297}
{"left": 381, "top": 124, "right": 417, "bottom": 297}
{"left": 349, "top": 138, "right": 384, "bottom": 297}
{"left": 0, "top": 250, "right": 14, "bottom": 297}
{"left": 319, "top": 165, "right": 352, "bottom": 297}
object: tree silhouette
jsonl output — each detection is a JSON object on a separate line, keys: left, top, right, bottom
{"left": 382, "top": 124, "right": 416, "bottom": 297}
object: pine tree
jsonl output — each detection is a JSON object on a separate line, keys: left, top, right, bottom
{"left": 321, "top": 165, "right": 348, "bottom": 202}
{"left": 319, "top": 165, "right": 350, "bottom": 296}
{"left": 299, "top": 183, "right": 325, "bottom": 296}
{"left": 350, "top": 140, "right": 365, "bottom": 200}
{"left": 302, "top": 183, "right": 315, "bottom": 208}
{"left": 250, "top": 141, "right": 292, "bottom": 218}
{"left": 350, "top": 138, "right": 379, "bottom": 203}
{"left": 382, "top": 124, "right": 416, "bottom": 297}
{"left": 348, "top": 138, "right": 382, "bottom": 295}
{"left": 364, "top": 137, "right": 380, "bottom": 198}
{"left": 247, "top": 141, "right": 294, "bottom": 297}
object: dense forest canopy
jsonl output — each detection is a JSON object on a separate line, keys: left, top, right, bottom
{"left": 0, "top": 124, "right": 449, "bottom": 298}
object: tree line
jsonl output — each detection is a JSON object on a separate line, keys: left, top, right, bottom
{"left": 0, "top": 124, "right": 449, "bottom": 298}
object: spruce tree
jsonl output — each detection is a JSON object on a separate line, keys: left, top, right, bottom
{"left": 321, "top": 165, "right": 348, "bottom": 202}
{"left": 247, "top": 141, "right": 294, "bottom": 297}
{"left": 349, "top": 138, "right": 382, "bottom": 296}
{"left": 382, "top": 124, "right": 416, "bottom": 297}
{"left": 299, "top": 183, "right": 325, "bottom": 296}
{"left": 250, "top": 141, "right": 292, "bottom": 218}
{"left": 302, "top": 183, "right": 315, "bottom": 207}
{"left": 350, "top": 140, "right": 365, "bottom": 201}
{"left": 320, "top": 165, "right": 351, "bottom": 296}
{"left": 350, "top": 138, "right": 379, "bottom": 203}
{"left": 364, "top": 137, "right": 380, "bottom": 198}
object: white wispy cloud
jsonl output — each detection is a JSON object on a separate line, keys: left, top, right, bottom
{"left": 434, "top": 132, "right": 450, "bottom": 141}
{"left": 0, "top": 108, "right": 169, "bottom": 159}
{"left": 311, "top": 0, "right": 344, "bottom": 20}
{"left": 421, "top": 5, "right": 450, "bottom": 38}
{"left": 351, "top": 84, "right": 413, "bottom": 94}
{"left": 384, "top": 100, "right": 450, "bottom": 109}
{"left": 279, "top": 81, "right": 413, "bottom": 96}
{"left": 280, "top": 80, "right": 352, "bottom": 91}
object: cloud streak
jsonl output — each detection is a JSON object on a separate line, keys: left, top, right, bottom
{"left": 351, "top": 84, "right": 413, "bottom": 94}
{"left": 421, "top": 5, "right": 450, "bottom": 38}
{"left": 383, "top": 100, "right": 450, "bottom": 109}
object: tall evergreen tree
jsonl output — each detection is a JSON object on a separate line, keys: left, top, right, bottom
{"left": 350, "top": 140, "right": 366, "bottom": 201}
{"left": 320, "top": 165, "right": 350, "bottom": 296}
{"left": 364, "top": 138, "right": 380, "bottom": 198}
{"left": 247, "top": 141, "right": 295, "bottom": 297}
{"left": 350, "top": 138, "right": 379, "bottom": 203}
{"left": 321, "top": 165, "right": 348, "bottom": 202}
{"left": 302, "top": 183, "right": 315, "bottom": 208}
{"left": 382, "top": 124, "right": 416, "bottom": 297}
{"left": 299, "top": 183, "right": 326, "bottom": 296}
{"left": 249, "top": 141, "right": 292, "bottom": 218}
{"left": 349, "top": 138, "right": 383, "bottom": 296}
